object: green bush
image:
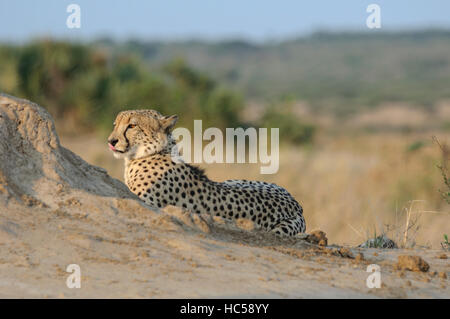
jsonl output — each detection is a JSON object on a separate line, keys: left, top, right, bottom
{"left": 0, "top": 41, "right": 245, "bottom": 133}
{"left": 260, "top": 105, "right": 315, "bottom": 145}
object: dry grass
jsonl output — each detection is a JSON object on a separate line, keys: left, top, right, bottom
{"left": 60, "top": 130, "right": 450, "bottom": 249}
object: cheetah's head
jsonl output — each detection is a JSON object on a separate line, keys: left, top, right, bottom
{"left": 108, "top": 109, "right": 178, "bottom": 160}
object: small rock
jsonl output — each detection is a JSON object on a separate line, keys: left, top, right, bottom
{"left": 439, "top": 272, "right": 447, "bottom": 280}
{"left": 306, "top": 230, "right": 328, "bottom": 246}
{"left": 438, "top": 253, "right": 447, "bottom": 259}
{"left": 337, "top": 247, "right": 353, "bottom": 258}
{"left": 395, "top": 255, "right": 429, "bottom": 272}
{"left": 355, "top": 253, "right": 365, "bottom": 262}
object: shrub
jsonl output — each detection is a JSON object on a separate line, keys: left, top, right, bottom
{"left": 260, "top": 105, "right": 315, "bottom": 145}
{"left": 0, "top": 41, "right": 245, "bottom": 133}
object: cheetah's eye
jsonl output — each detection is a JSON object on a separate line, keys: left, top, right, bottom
{"left": 128, "top": 124, "right": 136, "bottom": 129}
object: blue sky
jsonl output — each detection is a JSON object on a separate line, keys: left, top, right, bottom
{"left": 0, "top": 0, "right": 449, "bottom": 42}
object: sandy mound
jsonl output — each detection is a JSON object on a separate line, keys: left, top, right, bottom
{"left": 0, "top": 93, "right": 136, "bottom": 208}
{"left": 0, "top": 93, "right": 447, "bottom": 298}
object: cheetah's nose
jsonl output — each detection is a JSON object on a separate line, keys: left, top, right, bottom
{"left": 108, "top": 139, "right": 118, "bottom": 147}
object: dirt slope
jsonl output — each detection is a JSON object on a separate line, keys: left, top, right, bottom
{"left": 0, "top": 93, "right": 448, "bottom": 298}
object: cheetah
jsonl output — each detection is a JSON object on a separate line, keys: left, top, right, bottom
{"left": 107, "top": 109, "right": 306, "bottom": 236}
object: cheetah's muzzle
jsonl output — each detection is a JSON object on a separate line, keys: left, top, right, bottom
{"left": 108, "top": 141, "right": 126, "bottom": 153}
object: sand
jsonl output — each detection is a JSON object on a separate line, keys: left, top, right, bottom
{"left": 0, "top": 93, "right": 448, "bottom": 298}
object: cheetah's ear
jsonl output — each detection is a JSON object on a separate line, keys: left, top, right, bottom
{"left": 160, "top": 115, "right": 178, "bottom": 132}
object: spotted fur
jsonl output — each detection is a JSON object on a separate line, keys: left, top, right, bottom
{"left": 108, "top": 109, "right": 306, "bottom": 236}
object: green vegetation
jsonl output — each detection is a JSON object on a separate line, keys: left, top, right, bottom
{"left": 406, "top": 141, "right": 426, "bottom": 153}
{"left": 442, "top": 234, "right": 449, "bottom": 250}
{"left": 0, "top": 41, "right": 245, "bottom": 133}
{"left": 0, "top": 40, "right": 314, "bottom": 144}
{"left": 3, "top": 31, "right": 450, "bottom": 143}
{"left": 260, "top": 103, "right": 315, "bottom": 145}
{"left": 105, "top": 30, "right": 450, "bottom": 113}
